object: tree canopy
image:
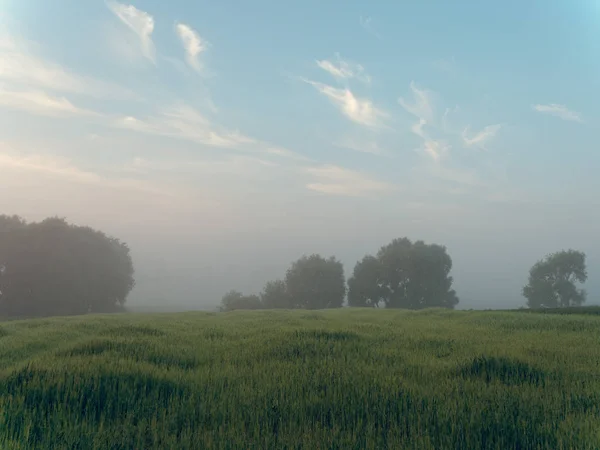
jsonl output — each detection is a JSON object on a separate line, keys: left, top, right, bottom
{"left": 348, "top": 238, "right": 459, "bottom": 309}
{"left": 219, "top": 290, "right": 263, "bottom": 312}
{"left": 260, "top": 280, "right": 291, "bottom": 309}
{"left": 220, "top": 254, "right": 345, "bottom": 311}
{"left": 347, "top": 255, "right": 386, "bottom": 307}
{"left": 523, "top": 250, "right": 587, "bottom": 309}
{"left": 285, "top": 254, "right": 346, "bottom": 309}
{"left": 0, "top": 215, "right": 135, "bottom": 317}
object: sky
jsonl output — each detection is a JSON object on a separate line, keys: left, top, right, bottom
{"left": 1, "top": 0, "right": 600, "bottom": 310}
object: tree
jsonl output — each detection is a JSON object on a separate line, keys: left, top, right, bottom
{"left": 285, "top": 254, "right": 346, "bottom": 309}
{"left": 220, "top": 290, "right": 263, "bottom": 312}
{"left": 348, "top": 238, "right": 459, "bottom": 309}
{"left": 347, "top": 256, "right": 386, "bottom": 307}
{"left": 0, "top": 215, "right": 135, "bottom": 317}
{"left": 260, "top": 280, "right": 291, "bottom": 309}
{"left": 523, "top": 250, "right": 587, "bottom": 308}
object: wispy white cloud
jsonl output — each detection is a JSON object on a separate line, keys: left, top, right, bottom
{"left": 399, "top": 81, "right": 435, "bottom": 123}
{"left": 116, "top": 103, "right": 306, "bottom": 160}
{"left": 359, "top": 16, "right": 382, "bottom": 40}
{"left": 264, "top": 146, "right": 312, "bottom": 161}
{"left": 411, "top": 117, "right": 427, "bottom": 139}
{"left": 441, "top": 106, "right": 460, "bottom": 133}
{"left": 407, "top": 117, "right": 447, "bottom": 162}
{"left": 117, "top": 105, "right": 254, "bottom": 149}
{"left": 302, "top": 78, "right": 387, "bottom": 128}
{"left": 462, "top": 124, "right": 502, "bottom": 149}
{"left": 0, "top": 143, "right": 161, "bottom": 194}
{"left": 107, "top": 1, "right": 156, "bottom": 64}
{"left": 0, "top": 87, "right": 99, "bottom": 117}
{"left": 401, "top": 83, "right": 501, "bottom": 162}
{"left": 316, "top": 54, "right": 371, "bottom": 85}
{"left": 305, "top": 165, "right": 393, "bottom": 197}
{"left": 422, "top": 140, "right": 449, "bottom": 162}
{"left": 175, "top": 23, "right": 207, "bottom": 73}
{"left": 532, "top": 103, "right": 583, "bottom": 122}
{"left": 0, "top": 32, "right": 133, "bottom": 98}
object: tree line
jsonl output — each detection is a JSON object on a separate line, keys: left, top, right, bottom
{"left": 0, "top": 215, "right": 135, "bottom": 318}
{"left": 0, "top": 214, "right": 590, "bottom": 318}
{"left": 221, "top": 238, "right": 461, "bottom": 311}
{"left": 222, "top": 240, "right": 589, "bottom": 312}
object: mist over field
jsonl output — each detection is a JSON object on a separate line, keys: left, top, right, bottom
{"left": 123, "top": 205, "right": 600, "bottom": 311}
{"left": 6, "top": 189, "right": 600, "bottom": 312}
{"left": 2, "top": 1, "right": 600, "bottom": 312}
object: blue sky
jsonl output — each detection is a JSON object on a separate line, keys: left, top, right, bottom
{"left": 1, "top": 0, "right": 599, "bottom": 308}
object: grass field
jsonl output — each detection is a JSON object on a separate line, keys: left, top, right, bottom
{"left": 1, "top": 308, "right": 599, "bottom": 449}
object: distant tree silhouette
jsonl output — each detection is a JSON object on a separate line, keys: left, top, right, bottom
{"left": 348, "top": 238, "right": 459, "bottom": 309}
{"left": 523, "top": 250, "right": 587, "bottom": 308}
{"left": 220, "top": 290, "right": 263, "bottom": 312}
{"left": 347, "top": 255, "right": 386, "bottom": 307}
{"left": 285, "top": 254, "right": 346, "bottom": 309}
{"left": 260, "top": 280, "right": 291, "bottom": 309}
{"left": 0, "top": 215, "right": 135, "bottom": 317}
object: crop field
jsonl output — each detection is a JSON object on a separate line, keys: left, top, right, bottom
{"left": 0, "top": 308, "right": 599, "bottom": 449}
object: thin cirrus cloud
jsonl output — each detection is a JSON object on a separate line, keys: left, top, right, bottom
{"left": 302, "top": 78, "right": 387, "bottom": 128}
{"left": 400, "top": 82, "right": 501, "bottom": 162}
{"left": 116, "top": 103, "right": 305, "bottom": 160}
{"left": 305, "top": 165, "right": 394, "bottom": 197}
{"left": 399, "top": 81, "right": 435, "bottom": 123}
{"left": 0, "top": 32, "right": 134, "bottom": 99}
{"left": 0, "top": 86, "right": 99, "bottom": 117}
{"left": 117, "top": 106, "right": 255, "bottom": 149}
{"left": 462, "top": 124, "right": 502, "bottom": 149}
{"left": 422, "top": 140, "right": 449, "bottom": 162}
{"left": 0, "top": 143, "right": 164, "bottom": 195}
{"left": 107, "top": 1, "right": 156, "bottom": 63}
{"left": 411, "top": 117, "right": 448, "bottom": 162}
{"left": 316, "top": 54, "right": 371, "bottom": 85}
{"left": 175, "top": 23, "right": 207, "bottom": 73}
{"left": 532, "top": 103, "right": 583, "bottom": 122}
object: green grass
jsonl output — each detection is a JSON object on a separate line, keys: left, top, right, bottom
{"left": 1, "top": 308, "right": 599, "bottom": 449}
{"left": 513, "top": 305, "right": 600, "bottom": 315}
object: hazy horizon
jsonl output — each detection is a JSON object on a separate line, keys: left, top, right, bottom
{"left": 2, "top": 1, "right": 599, "bottom": 311}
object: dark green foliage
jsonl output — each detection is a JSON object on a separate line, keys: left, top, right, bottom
{"left": 226, "top": 255, "right": 346, "bottom": 311}
{"left": 219, "top": 290, "right": 263, "bottom": 311}
{"left": 0, "top": 215, "right": 135, "bottom": 318}
{"left": 347, "top": 255, "right": 386, "bottom": 307}
{"left": 285, "top": 254, "right": 346, "bottom": 309}
{"left": 348, "top": 238, "right": 459, "bottom": 309}
{"left": 260, "top": 279, "right": 291, "bottom": 309}
{"left": 523, "top": 249, "right": 587, "bottom": 308}
{"left": 0, "top": 309, "right": 599, "bottom": 449}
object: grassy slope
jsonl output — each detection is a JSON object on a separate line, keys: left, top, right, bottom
{"left": 0, "top": 309, "right": 599, "bottom": 449}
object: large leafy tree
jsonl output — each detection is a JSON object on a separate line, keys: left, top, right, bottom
{"left": 523, "top": 250, "right": 587, "bottom": 308}
{"left": 348, "top": 238, "right": 459, "bottom": 309}
{"left": 0, "top": 215, "right": 135, "bottom": 317}
{"left": 347, "top": 256, "right": 386, "bottom": 307}
{"left": 285, "top": 254, "right": 346, "bottom": 309}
